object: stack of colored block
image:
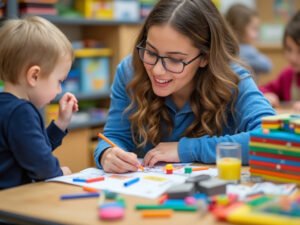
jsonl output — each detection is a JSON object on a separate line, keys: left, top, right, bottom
{"left": 249, "top": 114, "right": 300, "bottom": 184}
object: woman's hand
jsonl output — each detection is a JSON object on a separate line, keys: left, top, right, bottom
{"left": 100, "top": 147, "right": 139, "bottom": 173}
{"left": 143, "top": 142, "right": 180, "bottom": 167}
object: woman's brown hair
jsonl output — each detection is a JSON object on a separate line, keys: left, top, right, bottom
{"left": 127, "top": 0, "right": 240, "bottom": 148}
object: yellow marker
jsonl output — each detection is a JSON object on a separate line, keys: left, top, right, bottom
{"left": 217, "top": 157, "right": 241, "bottom": 181}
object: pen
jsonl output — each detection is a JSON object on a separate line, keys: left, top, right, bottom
{"left": 124, "top": 177, "right": 140, "bottom": 187}
{"left": 97, "top": 133, "right": 117, "bottom": 147}
{"left": 60, "top": 192, "right": 100, "bottom": 200}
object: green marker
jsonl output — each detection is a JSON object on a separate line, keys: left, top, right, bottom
{"left": 135, "top": 204, "right": 198, "bottom": 211}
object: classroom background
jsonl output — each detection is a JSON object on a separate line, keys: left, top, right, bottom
{"left": 0, "top": 0, "right": 299, "bottom": 172}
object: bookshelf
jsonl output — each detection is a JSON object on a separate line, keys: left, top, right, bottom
{"left": 2, "top": 0, "right": 143, "bottom": 172}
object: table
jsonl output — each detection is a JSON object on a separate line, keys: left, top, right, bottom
{"left": 0, "top": 181, "right": 229, "bottom": 225}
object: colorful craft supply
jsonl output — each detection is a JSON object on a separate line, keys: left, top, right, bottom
{"left": 86, "top": 176, "right": 105, "bottom": 183}
{"left": 141, "top": 209, "right": 173, "bottom": 218}
{"left": 123, "top": 177, "right": 140, "bottom": 187}
{"left": 60, "top": 192, "right": 100, "bottom": 200}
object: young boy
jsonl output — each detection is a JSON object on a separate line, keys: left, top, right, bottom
{"left": 0, "top": 16, "right": 78, "bottom": 189}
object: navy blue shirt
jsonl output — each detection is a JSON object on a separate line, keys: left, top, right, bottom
{"left": 0, "top": 93, "right": 65, "bottom": 189}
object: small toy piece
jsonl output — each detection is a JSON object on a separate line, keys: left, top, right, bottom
{"left": 197, "top": 177, "right": 227, "bottom": 196}
{"left": 184, "top": 196, "right": 197, "bottom": 205}
{"left": 165, "top": 164, "right": 173, "bottom": 174}
{"left": 104, "top": 190, "right": 118, "bottom": 199}
{"left": 184, "top": 167, "right": 192, "bottom": 174}
{"left": 166, "top": 183, "right": 195, "bottom": 199}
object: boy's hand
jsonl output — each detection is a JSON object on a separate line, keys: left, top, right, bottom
{"left": 101, "top": 147, "right": 139, "bottom": 173}
{"left": 61, "top": 166, "right": 72, "bottom": 175}
{"left": 55, "top": 92, "right": 78, "bottom": 131}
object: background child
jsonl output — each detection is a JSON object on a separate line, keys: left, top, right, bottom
{"left": 94, "top": 0, "right": 275, "bottom": 173}
{"left": 225, "top": 4, "right": 272, "bottom": 78}
{"left": 260, "top": 11, "right": 300, "bottom": 111}
{"left": 0, "top": 16, "right": 78, "bottom": 189}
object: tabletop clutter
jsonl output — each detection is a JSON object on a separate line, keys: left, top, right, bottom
{"left": 57, "top": 114, "right": 300, "bottom": 224}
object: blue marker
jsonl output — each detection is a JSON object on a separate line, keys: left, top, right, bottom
{"left": 124, "top": 177, "right": 140, "bottom": 187}
{"left": 72, "top": 178, "right": 87, "bottom": 182}
{"left": 60, "top": 192, "right": 100, "bottom": 200}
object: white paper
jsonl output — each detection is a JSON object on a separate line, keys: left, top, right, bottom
{"left": 47, "top": 164, "right": 217, "bottom": 199}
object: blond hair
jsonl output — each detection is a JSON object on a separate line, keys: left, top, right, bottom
{"left": 0, "top": 16, "right": 73, "bottom": 84}
{"left": 127, "top": 0, "right": 240, "bottom": 148}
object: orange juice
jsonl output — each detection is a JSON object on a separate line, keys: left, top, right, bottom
{"left": 217, "top": 157, "right": 241, "bottom": 181}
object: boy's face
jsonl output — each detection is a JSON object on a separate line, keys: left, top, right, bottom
{"left": 284, "top": 36, "right": 300, "bottom": 73}
{"left": 30, "top": 55, "right": 72, "bottom": 108}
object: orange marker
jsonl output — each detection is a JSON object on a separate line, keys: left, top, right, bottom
{"left": 86, "top": 176, "right": 105, "bottom": 183}
{"left": 141, "top": 209, "right": 173, "bottom": 218}
{"left": 83, "top": 186, "right": 99, "bottom": 193}
{"left": 97, "top": 133, "right": 117, "bottom": 147}
{"left": 192, "top": 167, "right": 209, "bottom": 171}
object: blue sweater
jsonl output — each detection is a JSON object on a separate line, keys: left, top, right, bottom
{"left": 0, "top": 93, "right": 65, "bottom": 189}
{"left": 240, "top": 44, "right": 272, "bottom": 75}
{"left": 94, "top": 56, "right": 275, "bottom": 168}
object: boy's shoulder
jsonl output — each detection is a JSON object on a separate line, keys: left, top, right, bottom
{"left": 0, "top": 93, "right": 37, "bottom": 118}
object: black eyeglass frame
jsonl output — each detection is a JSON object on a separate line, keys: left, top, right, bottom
{"left": 136, "top": 45, "right": 202, "bottom": 74}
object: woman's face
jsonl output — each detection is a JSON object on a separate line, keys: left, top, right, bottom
{"left": 284, "top": 36, "right": 300, "bottom": 73}
{"left": 143, "top": 24, "right": 207, "bottom": 105}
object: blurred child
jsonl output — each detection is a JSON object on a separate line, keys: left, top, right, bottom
{"left": 0, "top": 16, "right": 78, "bottom": 189}
{"left": 260, "top": 11, "right": 300, "bottom": 111}
{"left": 226, "top": 4, "right": 272, "bottom": 77}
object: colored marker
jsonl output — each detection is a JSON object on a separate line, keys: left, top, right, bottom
{"left": 124, "top": 177, "right": 140, "bottom": 187}
{"left": 73, "top": 178, "right": 87, "bottom": 182}
{"left": 86, "top": 176, "right": 105, "bottom": 183}
{"left": 141, "top": 209, "right": 173, "bottom": 218}
{"left": 135, "top": 204, "right": 198, "bottom": 211}
{"left": 97, "top": 133, "right": 117, "bottom": 147}
{"left": 83, "top": 186, "right": 99, "bottom": 193}
{"left": 60, "top": 192, "right": 100, "bottom": 200}
{"left": 192, "top": 167, "right": 209, "bottom": 171}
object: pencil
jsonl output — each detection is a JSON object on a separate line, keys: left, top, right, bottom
{"left": 97, "top": 133, "right": 117, "bottom": 147}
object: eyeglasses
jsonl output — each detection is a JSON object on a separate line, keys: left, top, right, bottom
{"left": 136, "top": 45, "right": 201, "bottom": 74}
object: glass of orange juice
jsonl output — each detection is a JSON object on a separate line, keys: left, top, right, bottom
{"left": 216, "top": 142, "right": 241, "bottom": 183}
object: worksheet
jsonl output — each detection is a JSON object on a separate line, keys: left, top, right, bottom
{"left": 47, "top": 163, "right": 217, "bottom": 199}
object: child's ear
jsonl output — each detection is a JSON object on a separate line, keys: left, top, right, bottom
{"left": 26, "top": 65, "right": 41, "bottom": 87}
